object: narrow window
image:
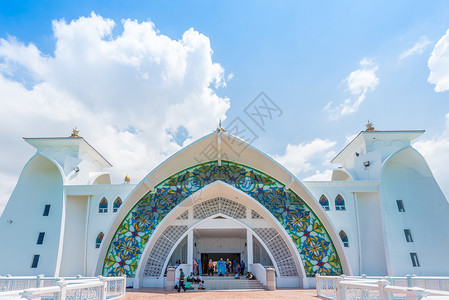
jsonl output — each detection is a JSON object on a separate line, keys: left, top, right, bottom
{"left": 31, "top": 255, "right": 40, "bottom": 268}
{"left": 396, "top": 200, "right": 405, "bottom": 212}
{"left": 96, "top": 232, "right": 104, "bottom": 249}
{"left": 43, "top": 205, "right": 51, "bottom": 216}
{"left": 335, "top": 194, "right": 346, "bottom": 211}
{"left": 339, "top": 230, "right": 349, "bottom": 247}
{"left": 410, "top": 253, "right": 420, "bottom": 267}
{"left": 99, "top": 197, "right": 108, "bottom": 213}
{"left": 37, "top": 232, "right": 45, "bottom": 245}
{"left": 404, "top": 229, "right": 413, "bottom": 242}
{"left": 319, "top": 195, "right": 330, "bottom": 211}
{"left": 113, "top": 197, "right": 122, "bottom": 213}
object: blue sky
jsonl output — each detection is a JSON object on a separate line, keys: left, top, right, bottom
{"left": 1, "top": 1, "right": 449, "bottom": 212}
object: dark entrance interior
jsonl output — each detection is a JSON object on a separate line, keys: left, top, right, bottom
{"left": 201, "top": 253, "right": 240, "bottom": 275}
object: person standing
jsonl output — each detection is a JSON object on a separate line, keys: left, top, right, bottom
{"left": 239, "top": 260, "right": 246, "bottom": 276}
{"left": 177, "top": 268, "right": 186, "bottom": 292}
{"left": 225, "top": 258, "right": 231, "bottom": 276}
{"left": 208, "top": 259, "right": 214, "bottom": 276}
{"left": 217, "top": 258, "right": 226, "bottom": 276}
{"left": 233, "top": 260, "right": 239, "bottom": 278}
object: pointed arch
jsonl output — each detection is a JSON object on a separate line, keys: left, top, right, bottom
{"left": 113, "top": 197, "right": 122, "bottom": 213}
{"left": 101, "top": 161, "right": 346, "bottom": 280}
{"left": 319, "top": 194, "right": 330, "bottom": 211}
{"left": 339, "top": 230, "right": 349, "bottom": 247}
{"left": 96, "top": 232, "right": 104, "bottom": 249}
{"left": 99, "top": 197, "right": 108, "bottom": 213}
{"left": 335, "top": 194, "right": 346, "bottom": 211}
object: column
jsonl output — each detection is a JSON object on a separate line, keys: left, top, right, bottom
{"left": 246, "top": 230, "right": 253, "bottom": 265}
{"left": 187, "top": 231, "right": 194, "bottom": 267}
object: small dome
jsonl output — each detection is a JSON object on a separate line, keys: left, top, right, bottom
{"left": 124, "top": 175, "right": 131, "bottom": 182}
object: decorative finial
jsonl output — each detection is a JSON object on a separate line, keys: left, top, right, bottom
{"left": 124, "top": 175, "right": 131, "bottom": 183}
{"left": 216, "top": 118, "right": 226, "bottom": 133}
{"left": 365, "top": 120, "right": 375, "bottom": 132}
{"left": 70, "top": 127, "right": 80, "bottom": 137}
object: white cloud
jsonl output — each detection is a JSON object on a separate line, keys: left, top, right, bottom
{"left": 414, "top": 113, "right": 449, "bottom": 200}
{"left": 428, "top": 28, "right": 449, "bottom": 92}
{"left": 272, "top": 139, "right": 337, "bottom": 177}
{"left": 0, "top": 12, "right": 230, "bottom": 215}
{"left": 324, "top": 58, "right": 379, "bottom": 120}
{"left": 399, "top": 36, "right": 431, "bottom": 61}
{"left": 302, "top": 169, "right": 333, "bottom": 181}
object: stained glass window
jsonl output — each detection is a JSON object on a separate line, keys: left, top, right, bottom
{"left": 335, "top": 194, "right": 346, "bottom": 211}
{"left": 339, "top": 230, "right": 349, "bottom": 247}
{"left": 99, "top": 197, "right": 108, "bottom": 213}
{"left": 113, "top": 197, "right": 122, "bottom": 213}
{"left": 96, "top": 232, "right": 104, "bottom": 249}
{"left": 319, "top": 195, "right": 330, "bottom": 211}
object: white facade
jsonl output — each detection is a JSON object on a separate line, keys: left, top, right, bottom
{"left": 1, "top": 127, "right": 448, "bottom": 288}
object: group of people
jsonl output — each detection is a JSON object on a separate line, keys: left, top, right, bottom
{"left": 208, "top": 258, "right": 246, "bottom": 278}
{"left": 176, "top": 268, "right": 206, "bottom": 292}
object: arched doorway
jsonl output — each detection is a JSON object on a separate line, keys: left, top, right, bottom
{"left": 133, "top": 181, "right": 305, "bottom": 287}
{"left": 101, "top": 160, "right": 346, "bottom": 288}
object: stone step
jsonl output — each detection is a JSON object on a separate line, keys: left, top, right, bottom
{"left": 188, "top": 276, "right": 264, "bottom": 290}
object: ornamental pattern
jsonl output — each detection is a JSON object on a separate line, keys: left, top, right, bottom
{"left": 102, "top": 161, "right": 343, "bottom": 277}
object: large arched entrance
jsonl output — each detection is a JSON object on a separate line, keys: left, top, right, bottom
{"left": 100, "top": 159, "right": 347, "bottom": 287}
{"left": 134, "top": 181, "right": 306, "bottom": 287}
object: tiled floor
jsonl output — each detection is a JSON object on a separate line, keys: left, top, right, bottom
{"left": 124, "top": 288, "right": 319, "bottom": 299}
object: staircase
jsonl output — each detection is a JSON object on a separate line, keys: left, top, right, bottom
{"left": 198, "top": 276, "right": 264, "bottom": 290}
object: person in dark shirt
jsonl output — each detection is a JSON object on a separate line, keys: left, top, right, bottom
{"left": 177, "top": 268, "right": 186, "bottom": 292}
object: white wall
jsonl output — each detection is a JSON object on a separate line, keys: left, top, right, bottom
{"left": 0, "top": 155, "right": 64, "bottom": 276}
{"left": 84, "top": 186, "right": 134, "bottom": 276}
{"left": 356, "top": 192, "right": 388, "bottom": 275}
{"left": 381, "top": 148, "right": 449, "bottom": 276}
{"left": 59, "top": 196, "right": 87, "bottom": 276}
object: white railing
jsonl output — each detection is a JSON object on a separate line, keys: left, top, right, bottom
{"left": 316, "top": 275, "right": 449, "bottom": 300}
{"left": 0, "top": 275, "right": 98, "bottom": 292}
{"left": 248, "top": 263, "right": 267, "bottom": 287}
{"left": 0, "top": 275, "right": 125, "bottom": 300}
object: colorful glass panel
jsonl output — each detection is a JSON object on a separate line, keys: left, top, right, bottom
{"left": 339, "top": 230, "right": 349, "bottom": 247}
{"left": 319, "top": 195, "right": 330, "bottom": 211}
{"left": 102, "top": 161, "right": 343, "bottom": 277}
{"left": 99, "top": 198, "right": 108, "bottom": 213}
{"left": 96, "top": 232, "right": 104, "bottom": 249}
{"left": 113, "top": 197, "right": 122, "bottom": 213}
{"left": 335, "top": 194, "right": 345, "bottom": 211}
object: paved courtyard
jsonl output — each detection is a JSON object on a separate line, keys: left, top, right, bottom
{"left": 124, "top": 288, "right": 319, "bottom": 299}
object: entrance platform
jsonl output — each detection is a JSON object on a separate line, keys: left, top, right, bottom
{"left": 124, "top": 287, "right": 316, "bottom": 299}
{"left": 198, "top": 275, "right": 264, "bottom": 290}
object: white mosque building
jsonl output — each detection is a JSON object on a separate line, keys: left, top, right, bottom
{"left": 0, "top": 123, "right": 448, "bottom": 289}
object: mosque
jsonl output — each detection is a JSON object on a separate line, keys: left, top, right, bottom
{"left": 0, "top": 123, "right": 448, "bottom": 289}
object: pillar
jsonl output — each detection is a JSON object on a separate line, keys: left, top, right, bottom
{"left": 166, "top": 267, "right": 176, "bottom": 290}
{"left": 266, "top": 267, "right": 276, "bottom": 291}
{"left": 187, "top": 231, "right": 194, "bottom": 266}
{"left": 246, "top": 230, "right": 253, "bottom": 265}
